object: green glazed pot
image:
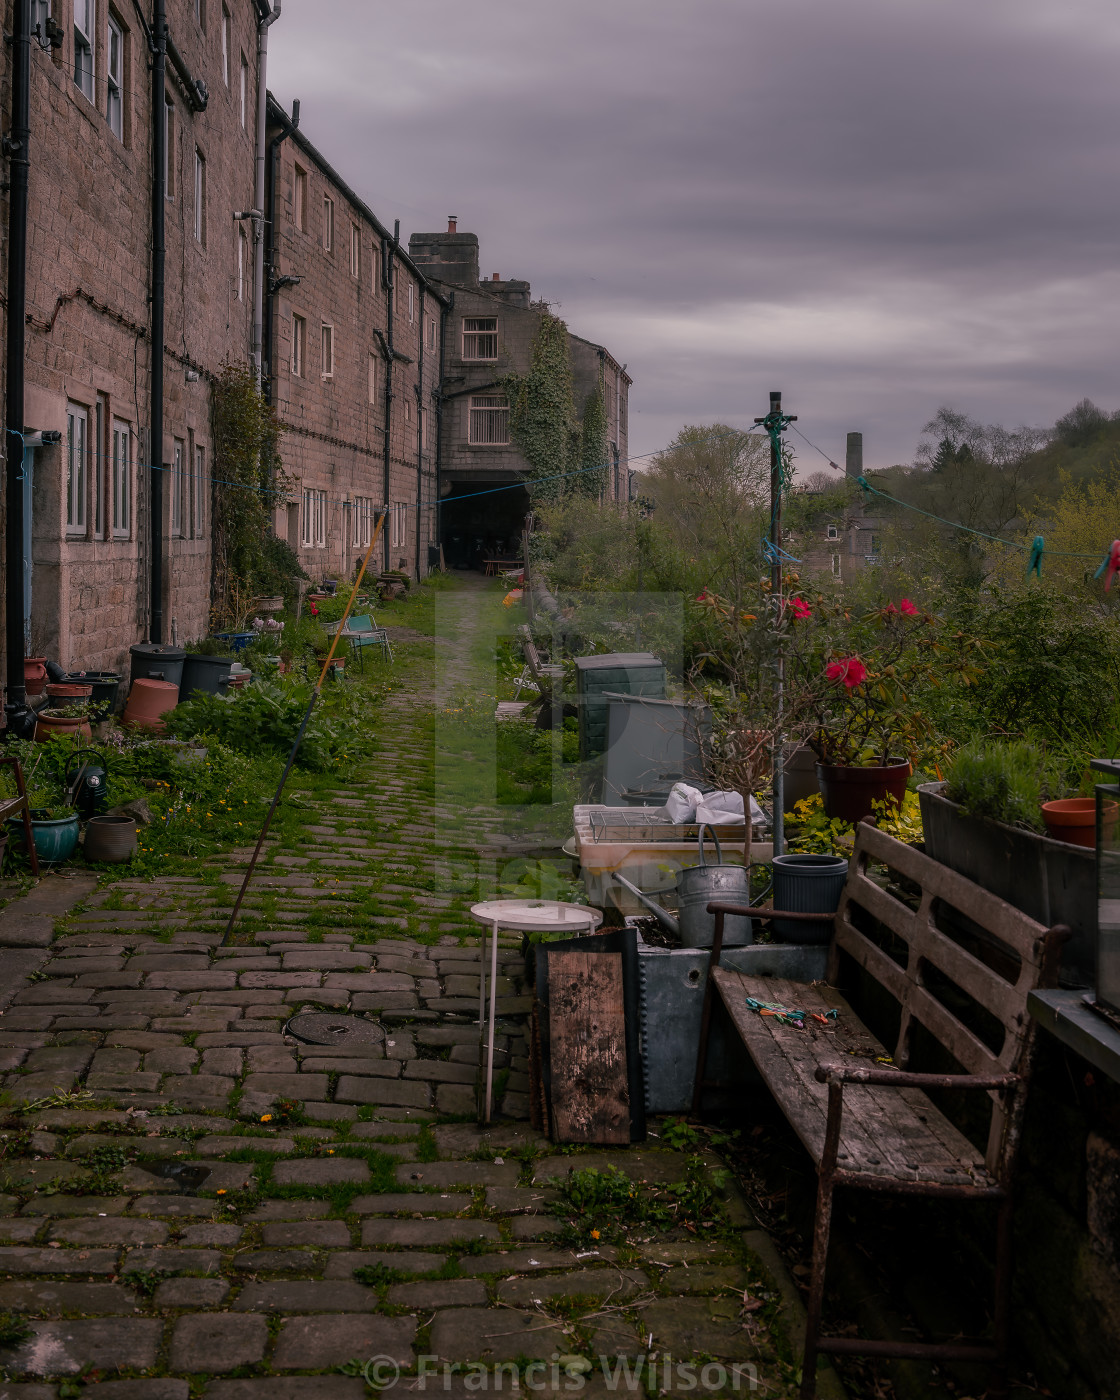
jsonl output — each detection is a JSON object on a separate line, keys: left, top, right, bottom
{"left": 7, "top": 811, "right": 80, "bottom": 864}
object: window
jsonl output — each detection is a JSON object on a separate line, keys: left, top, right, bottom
{"left": 164, "top": 97, "right": 175, "bottom": 199}
{"left": 66, "top": 404, "right": 88, "bottom": 534}
{"left": 293, "top": 165, "right": 307, "bottom": 230}
{"left": 301, "top": 487, "right": 326, "bottom": 547}
{"left": 468, "top": 394, "right": 509, "bottom": 446}
{"left": 421, "top": 407, "right": 429, "bottom": 451}
{"left": 407, "top": 283, "right": 415, "bottom": 323}
{"left": 427, "top": 317, "right": 437, "bottom": 352}
{"left": 111, "top": 419, "right": 130, "bottom": 537}
{"left": 403, "top": 397, "right": 412, "bottom": 426}
{"left": 462, "top": 316, "right": 497, "bottom": 360}
{"left": 193, "top": 444, "right": 205, "bottom": 537}
{"left": 74, "top": 0, "right": 94, "bottom": 100}
{"left": 353, "top": 496, "right": 374, "bottom": 550}
{"left": 320, "top": 323, "right": 334, "bottom": 379}
{"left": 389, "top": 502, "right": 407, "bottom": 551}
{"left": 237, "top": 226, "right": 247, "bottom": 300}
{"left": 831, "top": 553, "right": 841, "bottom": 577}
{"left": 367, "top": 353, "right": 378, "bottom": 404}
{"left": 826, "top": 524, "right": 839, "bottom": 541}
{"left": 322, "top": 196, "right": 334, "bottom": 252}
{"left": 171, "top": 440, "right": 185, "bottom": 537}
{"left": 870, "top": 533, "right": 882, "bottom": 555}
{"left": 106, "top": 14, "right": 123, "bottom": 139}
{"left": 349, "top": 224, "right": 360, "bottom": 279}
{"left": 31, "top": 1, "right": 50, "bottom": 45}
{"left": 93, "top": 401, "right": 106, "bottom": 538}
{"left": 194, "top": 0, "right": 204, "bottom": 29}
{"left": 221, "top": 5, "right": 230, "bottom": 86}
{"left": 193, "top": 149, "right": 206, "bottom": 244}
{"left": 291, "top": 314, "right": 306, "bottom": 377}
{"left": 239, "top": 55, "right": 248, "bottom": 128}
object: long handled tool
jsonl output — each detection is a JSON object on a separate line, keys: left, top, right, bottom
{"left": 220, "top": 512, "right": 387, "bottom": 946}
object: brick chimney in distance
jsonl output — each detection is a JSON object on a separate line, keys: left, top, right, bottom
{"left": 447, "top": 216, "right": 457, "bottom": 233}
{"left": 492, "top": 273, "right": 500, "bottom": 281}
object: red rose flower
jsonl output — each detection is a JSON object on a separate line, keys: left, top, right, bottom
{"left": 826, "top": 656, "right": 867, "bottom": 689}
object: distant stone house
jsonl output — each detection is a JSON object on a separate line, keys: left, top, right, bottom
{"left": 407, "top": 221, "right": 630, "bottom": 569}
{"left": 795, "top": 501, "right": 887, "bottom": 584}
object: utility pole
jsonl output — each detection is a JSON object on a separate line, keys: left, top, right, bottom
{"left": 754, "top": 390, "right": 796, "bottom": 856}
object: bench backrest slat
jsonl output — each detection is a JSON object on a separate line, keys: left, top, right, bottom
{"left": 830, "top": 822, "right": 1062, "bottom": 1178}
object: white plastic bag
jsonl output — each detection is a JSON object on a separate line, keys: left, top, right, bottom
{"left": 662, "top": 782, "right": 703, "bottom": 824}
{"left": 694, "top": 789, "right": 764, "bottom": 826}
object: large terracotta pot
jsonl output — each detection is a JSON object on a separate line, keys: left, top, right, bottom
{"left": 816, "top": 757, "right": 911, "bottom": 824}
{"left": 23, "top": 658, "right": 48, "bottom": 697}
{"left": 44, "top": 682, "right": 93, "bottom": 702}
{"left": 34, "top": 711, "right": 93, "bottom": 743}
{"left": 122, "top": 678, "right": 179, "bottom": 732}
{"left": 1041, "top": 798, "right": 1119, "bottom": 850}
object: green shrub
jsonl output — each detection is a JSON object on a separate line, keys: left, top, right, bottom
{"left": 164, "top": 681, "right": 346, "bottom": 771}
{"left": 945, "top": 740, "right": 1060, "bottom": 831}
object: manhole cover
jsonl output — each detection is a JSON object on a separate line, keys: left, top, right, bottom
{"left": 284, "top": 1012, "right": 385, "bottom": 1047}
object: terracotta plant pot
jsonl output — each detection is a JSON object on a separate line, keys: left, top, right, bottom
{"left": 122, "top": 678, "right": 179, "bottom": 732}
{"left": 83, "top": 815, "right": 137, "bottom": 864}
{"left": 1041, "top": 798, "right": 1119, "bottom": 849}
{"left": 34, "top": 711, "right": 93, "bottom": 743}
{"left": 23, "top": 658, "right": 48, "bottom": 697}
{"left": 44, "top": 682, "right": 93, "bottom": 701}
{"left": 816, "top": 757, "right": 911, "bottom": 825}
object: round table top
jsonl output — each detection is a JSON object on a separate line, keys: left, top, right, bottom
{"left": 469, "top": 899, "right": 604, "bottom": 933}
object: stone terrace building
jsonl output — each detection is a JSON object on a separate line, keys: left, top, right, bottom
{"left": 5, "top": 0, "right": 266, "bottom": 673}
{"left": 408, "top": 220, "right": 630, "bottom": 569}
{"left": 264, "top": 97, "right": 446, "bottom": 583}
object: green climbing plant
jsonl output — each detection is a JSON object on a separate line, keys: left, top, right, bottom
{"left": 209, "top": 362, "right": 304, "bottom": 630}
{"left": 503, "top": 308, "right": 581, "bottom": 501}
{"left": 577, "top": 377, "right": 608, "bottom": 498}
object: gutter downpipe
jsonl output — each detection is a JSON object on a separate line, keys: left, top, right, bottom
{"left": 149, "top": 0, "right": 167, "bottom": 644}
{"left": 251, "top": 0, "right": 281, "bottom": 388}
{"left": 262, "top": 97, "right": 298, "bottom": 403}
{"left": 382, "top": 223, "right": 397, "bottom": 574}
{"left": 4, "top": 0, "right": 30, "bottom": 711}
{"left": 433, "top": 292, "right": 450, "bottom": 566}
{"left": 414, "top": 285, "right": 424, "bottom": 581}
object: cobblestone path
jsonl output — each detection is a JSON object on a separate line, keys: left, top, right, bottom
{"left": 0, "top": 577, "right": 814, "bottom": 1398}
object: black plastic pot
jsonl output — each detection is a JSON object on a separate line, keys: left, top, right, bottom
{"left": 130, "top": 642, "right": 185, "bottom": 689}
{"left": 771, "top": 853, "right": 849, "bottom": 943}
{"left": 180, "top": 653, "right": 234, "bottom": 701}
{"left": 62, "top": 671, "right": 121, "bottom": 719}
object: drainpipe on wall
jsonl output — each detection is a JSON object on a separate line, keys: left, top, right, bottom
{"left": 3, "top": 0, "right": 31, "bottom": 713}
{"left": 433, "top": 292, "right": 450, "bottom": 564}
{"left": 149, "top": 0, "right": 167, "bottom": 644}
{"left": 250, "top": 0, "right": 281, "bottom": 388}
{"left": 262, "top": 97, "right": 298, "bottom": 403}
{"left": 414, "top": 286, "right": 424, "bottom": 581}
{"left": 382, "top": 224, "right": 397, "bottom": 574}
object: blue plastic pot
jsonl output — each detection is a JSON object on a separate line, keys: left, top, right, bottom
{"left": 211, "top": 632, "right": 255, "bottom": 653}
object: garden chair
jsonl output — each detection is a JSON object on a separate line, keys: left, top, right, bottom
{"left": 329, "top": 613, "right": 393, "bottom": 668}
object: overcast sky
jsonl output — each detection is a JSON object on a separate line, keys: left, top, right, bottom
{"left": 268, "top": 0, "right": 1120, "bottom": 475}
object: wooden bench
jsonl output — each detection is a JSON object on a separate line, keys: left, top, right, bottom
{"left": 692, "top": 821, "right": 1068, "bottom": 1399}
{"left": 0, "top": 758, "right": 40, "bottom": 877}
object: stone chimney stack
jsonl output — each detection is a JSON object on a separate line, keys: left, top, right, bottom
{"left": 845, "top": 432, "right": 863, "bottom": 478}
{"left": 447, "top": 216, "right": 457, "bottom": 233}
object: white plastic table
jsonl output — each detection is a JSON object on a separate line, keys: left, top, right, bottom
{"left": 469, "top": 899, "right": 603, "bottom": 1122}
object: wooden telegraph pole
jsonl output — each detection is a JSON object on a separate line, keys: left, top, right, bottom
{"left": 755, "top": 391, "right": 796, "bottom": 856}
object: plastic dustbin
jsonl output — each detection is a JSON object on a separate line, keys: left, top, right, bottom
{"left": 181, "top": 653, "right": 234, "bottom": 700}
{"left": 129, "top": 642, "right": 185, "bottom": 689}
{"left": 770, "top": 853, "right": 848, "bottom": 943}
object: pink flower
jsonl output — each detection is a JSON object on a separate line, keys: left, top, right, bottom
{"left": 789, "top": 596, "right": 811, "bottom": 620}
{"left": 899, "top": 598, "right": 919, "bottom": 616}
{"left": 826, "top": 656, "right": 867, "bottom": 689}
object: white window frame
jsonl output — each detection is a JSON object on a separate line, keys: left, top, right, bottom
{"left": 171, "top": 440, "right": 185, "bottom": 537}
{"left": 826, "top": 524, "right": 839, "bottom": 541}
{"left": 106, "top": 13, "right": 123, "bottom": 139}
{"left": 293, "top": 165, "right": 306, "bottom": 230}
{"left": 421, "top": 406, "right": 428, "bottom": 451}
{"left": 349, "top": 223, "right": 360, "bottom": 279}
{"left": 389, "top": 501, "right": 406, "bottom": 550}
{"left": 111, "top": 419, "right": 130, "bottom": 538}
{"left": 220, "top": 4, "right": 230, "bottom": 86}
{"left": 320, "top": 323, "right": 334, "bottom": 379}
{"left": 467, "top": 394, "right": 510, "bottom": 446}
{"left": 403, "top": 397, "right": 412, "bottom": 426}
{"left": 237, "top": 226, "right": 247, "bottom": 301}
{"left": 428, "top": 317, "right": 437, "bottom": 352}
{"left": 831, "top": 553, "right": 841, "bottom": 577}
{"left": 194, "top": 0, "right": 204, "bottom": 28}
{"left": 66, "top": 403, "right": 88, "bottom": 535}
{"left": 322, "top": 195, "right": 334, "bottom": 252}
{"left": 193, "top": 444, "right": 205, "bottom": 538}
{"left": 367, "top": 353, "right": 378, "bottom": 405}
{"left": 407, "top": 283, "right": 415, "bottom": 323}
{"left": 462, "top": 316, "right": 497, "bottom": 361}
{"left": 291, "top": 314, "right": 306, "bottom": 377}
{"left": 301, "top": 487, "right": 326, "bottom": 547}
{"left": 239, "top": 54, "right": 248, "bottom": 129}
{"left": 74, "top": 0, "right": 95, "bottom": 101}
{"left": 193, "top": 148, "right": 206, "bottom": 244}
{"left": 353, "top": 495, "right": 374, "bottom": 550}
{"left": 31, "top": 1, "right": 50, "bottom": 44}
{"left": 93, "top": 400, "right": 106, "bottom": 539}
